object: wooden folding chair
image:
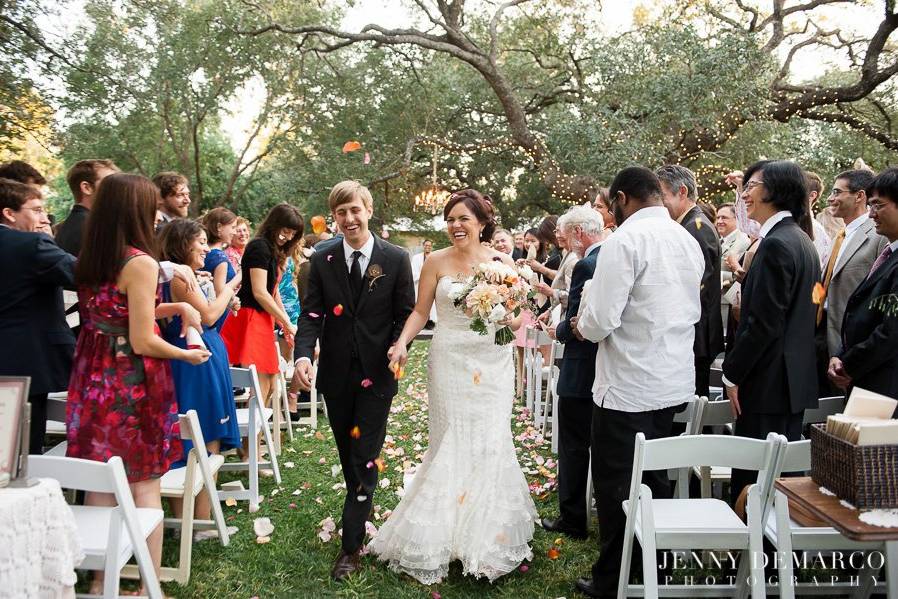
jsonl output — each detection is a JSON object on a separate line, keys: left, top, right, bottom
{"left": 28, "top": 455, "right": 164, "bottom": 599}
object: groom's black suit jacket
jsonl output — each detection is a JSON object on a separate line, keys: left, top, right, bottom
{"left": 294, "top": 236, "right": 415, "bottom": 400}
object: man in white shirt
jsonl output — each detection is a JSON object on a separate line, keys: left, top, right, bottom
{"left": 572, "top": 166, "right": 704, "bottom": 598}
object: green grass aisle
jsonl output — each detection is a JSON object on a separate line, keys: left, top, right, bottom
{"left": 168, "top": 342, "right": 595, "bottom": 598}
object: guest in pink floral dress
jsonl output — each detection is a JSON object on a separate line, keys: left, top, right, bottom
{"left": 66, "top": 173, "right": 210, "bottom": 595}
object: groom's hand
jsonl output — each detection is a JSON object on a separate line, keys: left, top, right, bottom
{"left": 387, "top": 343, "right": 409, "bottom": 371}
{"left": 293, "top": 358, "right": 314, "bottom": 391}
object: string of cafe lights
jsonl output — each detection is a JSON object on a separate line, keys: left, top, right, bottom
{"left": 411, "top": 89, "right": 824, "bottom": 207}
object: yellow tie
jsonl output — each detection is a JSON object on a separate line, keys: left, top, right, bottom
{"left": 817, "top": 228, "right": 846, "bottom": 326}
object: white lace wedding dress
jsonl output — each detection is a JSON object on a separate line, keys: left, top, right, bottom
{"left": 368, "top": 276, "right": 537, "bottom": 585}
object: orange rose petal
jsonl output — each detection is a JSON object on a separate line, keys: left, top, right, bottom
{"left": 473, "top": 369, "right": 481, "bottom": 385}
{"left": 342, "top": 140, "right": 362, "bottom": 153}
{"left": 333, "top": 304, "right": 344, "bottom": 316}
{"left": 374, "top": 457, "right": 387, "bottom": 473}
{"left": 812, "top": 282, "right": 825, "bottom": 305}
{"left": 458, "top": 492, "right": 466, "bottom": 505}
{"left": 350, "top": 425, "right": 361, "bottom": 439}
{"left": 547, "top": 547, "right": 560, "bottom": 560}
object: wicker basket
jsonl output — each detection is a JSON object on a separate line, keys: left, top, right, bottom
{"left": 809, "top": 423, "right": 898, "bottom": 509}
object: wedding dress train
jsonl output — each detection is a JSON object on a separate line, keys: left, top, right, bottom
{"left": 368, "top": 276, "right": 537, "bottom": 584}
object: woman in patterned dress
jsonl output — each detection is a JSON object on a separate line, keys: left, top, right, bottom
{"left": 66, "top": 173, "right": 211, "bottom": 594}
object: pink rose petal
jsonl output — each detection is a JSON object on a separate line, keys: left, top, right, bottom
{"left": 361, "top": 378, "right": 373, "bottom": 388}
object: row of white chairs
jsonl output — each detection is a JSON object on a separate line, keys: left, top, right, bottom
{"left": 40, "top": 365, "right": 281, "bottom": 594}
{"left": 621, "top": 431, "right": 887, "bottom": 598}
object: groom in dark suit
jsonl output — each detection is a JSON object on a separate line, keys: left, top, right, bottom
{"left": 294, "top": 180, "right": 415, "bottom": 581}
{"left": 542, "top": 205, "right": 605, "bottom": 540}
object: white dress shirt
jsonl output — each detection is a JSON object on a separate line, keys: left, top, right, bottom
{"left": 343, "top": 234, "right": 374, "bottom": 275}
{"left": 578, "top": 206, "right": 704, "bottom": 412}
{"left": 758, "top": 210, "right": 793, "bottom": 239}
{"left": 833, "top": 214, "right": 869, "bottom": 269}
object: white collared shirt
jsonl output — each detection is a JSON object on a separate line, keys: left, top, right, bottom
{"left": 758, "top": 210, "right": 793, "bottom": 239}
{"left": 578, "top": 206, "right": 704, "bottom": 412}
{"left": 833, "top": 214, "right": 869, "bottom": 269}
{"left": 343, "top": 234, "right": 375, "bottom": 276}
{"left": 583, "top": 240, "right": 603, "bottom": 257}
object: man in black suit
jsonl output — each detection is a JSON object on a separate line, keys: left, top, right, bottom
{"left": 55, "top": 159, "right": 119, "bottom": 256}
{"left": 293, "top": 180, "right": 415, "bottom": 581}
{"left": 722, "top": 160, "right": 820, "bottom": 503}
{"left": 657, "top": 165, "right": 723, "bottom": 397}
{"left": 0, "top": 178, "right": 76, "bottom": 453}
{"left": 829, "top": 168, "right": 898, "bottom": 401}
{"left": 541, "top": 205, "right": 605, "bottom": 540}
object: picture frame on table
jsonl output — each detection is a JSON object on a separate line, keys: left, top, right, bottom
{"left": 0, "top": 376, "right": 30, "bottom": 488}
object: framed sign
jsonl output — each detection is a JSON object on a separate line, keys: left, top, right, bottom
{"left": 0, "top": 376, "right": 30, "bottom": 486}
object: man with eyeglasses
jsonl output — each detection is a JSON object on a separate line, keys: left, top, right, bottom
{"left": 829, "top": 168, "right": 898, "bottom": 404}
{"left": 0, "top": 178, "right": 77, "bottom": 454}
{"left": 815, "top": 170, "right": 887, "bottom": 393}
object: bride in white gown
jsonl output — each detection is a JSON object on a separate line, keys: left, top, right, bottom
{"left": 369, "top": 189, "right": 537, "bottom": 585}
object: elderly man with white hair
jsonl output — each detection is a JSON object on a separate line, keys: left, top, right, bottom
{"left": 541, "top": 204, "right": 606, "bottom": 540}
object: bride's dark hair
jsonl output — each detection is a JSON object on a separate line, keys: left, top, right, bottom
{"left": 442, "top": 188, "right": 497, "bottom": 242}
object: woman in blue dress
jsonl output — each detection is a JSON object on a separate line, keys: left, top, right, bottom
{"left": 201, "top": 207, "right": 242, "bottom": 328}
{"left": 158, "top": 218, "right": 242, "bottom": 538}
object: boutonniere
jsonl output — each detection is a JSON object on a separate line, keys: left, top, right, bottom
{"left": 367, "top": 264, "right": 385, "bottom": 291}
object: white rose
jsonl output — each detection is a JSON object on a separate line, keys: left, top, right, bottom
{"left": 488, "top": 304, "right": 507, "bottom": 323}
{"left": 447, "top": 282, "right": 466, "bottom": 301}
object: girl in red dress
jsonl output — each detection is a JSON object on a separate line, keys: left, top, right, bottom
{"left": 221, "top": 203, "right": 304, "bottom": 403}
{"left": 66, "top": 173, "right": 210, "bottom": 594}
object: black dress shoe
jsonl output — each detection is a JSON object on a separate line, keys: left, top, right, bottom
{"left": 541, "top": 517, "right": 588, "bottom": 540}
{"left": 575, "top": 577, "right": 602, "bottom": 598}
{"left": 331, "top": 550, "right": 361, "bottom": 581}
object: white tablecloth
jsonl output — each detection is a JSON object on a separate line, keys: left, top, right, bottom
{"left": 0, "top": 478, "right": 83, "bottom": 598}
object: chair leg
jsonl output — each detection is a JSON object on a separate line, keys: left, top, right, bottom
{"left": 700, "top": 466, "right": 711, "bottom": 499}
{"left": 197, "top": 466, "right": 229, "bottom": 547}
{"left": 746, "top": 485, "right": 766, "bottom": 599}
{"left": 774, "top": 491, "right": 795, "bottom": 599}
{"left": 639, "top": 507, "right": 659, "bottom": 599}
{"left": 258, "top": 399, "right": 282, "bottom": 484}
{"left": 279, "top": 372, "right": 294, "bottom": 442}
{"left": 270, "top": 375, "right": 283, "bottom": 455}
{"left": 851, "top": 553, "right": 880, "bottom": 599}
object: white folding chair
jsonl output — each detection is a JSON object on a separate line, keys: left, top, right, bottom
{"left": 539, "top": 341, "right": 563, "bottom": 439}
{"left": 219, "top": 365, "right": 281, "bottom": 510}
{"left": 802, "top": 395, "right": 845, "bottom": 427}
{"left": 587, "top": 397, "right": 705, "bottom": 521}
{"left": 292, "top": 344, "right": 323, "bottom": 428}
{"left": 619, "top": 433, "right": 784, "bottom": 599}
{"left": 272, "top": 352, "right": 295, "bottom": 447}
{"left": 123, "top": 410, "right": 230, "bottom": 584}
{"left": 692, "top": 397, "right": 737, "bottom": 498}
{"left": 762, "top": 439, "right": 884, "bottom": 599}
{"left": 44, "top": 393, "right": 69, "bottom": 456}
{"left": 28, "top": 455, "right": 163, "bottom": 599}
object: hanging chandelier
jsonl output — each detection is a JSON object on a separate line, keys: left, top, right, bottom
{"left": 413, "top": 144, "right": 451, "bottom": 215}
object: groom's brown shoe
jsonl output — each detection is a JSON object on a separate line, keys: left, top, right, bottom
{"left": 331, "top": 550, "right": 361, "bottom": 581}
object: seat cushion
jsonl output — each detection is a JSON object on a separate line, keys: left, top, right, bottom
{"left": 72, "top": 505, "right": 163, "bottom": 569}
{"left": 623, "top": 498, "right": 747, "bottom": 546}
{"left": 160, "top": 454, "right": 226, "bottom": 496}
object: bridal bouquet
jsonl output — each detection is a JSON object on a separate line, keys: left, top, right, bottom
{"left": 448, "top": 260, "right": 537, "bottom": 345}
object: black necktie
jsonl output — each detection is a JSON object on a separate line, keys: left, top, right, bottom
{"left": 350, "top": 250, "right": 363, "bottom": 301}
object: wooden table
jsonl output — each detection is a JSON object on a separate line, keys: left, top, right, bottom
{"left": 776, "top": 476, "right": 898, "bottom": 596}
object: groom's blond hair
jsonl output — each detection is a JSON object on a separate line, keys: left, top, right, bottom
{"left": 328, "top": 180, "right": 373, "bottom": 211}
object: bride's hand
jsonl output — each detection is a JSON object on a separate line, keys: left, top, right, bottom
{"left": 387, "top": 342, "right": 409, "bottom": 372}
